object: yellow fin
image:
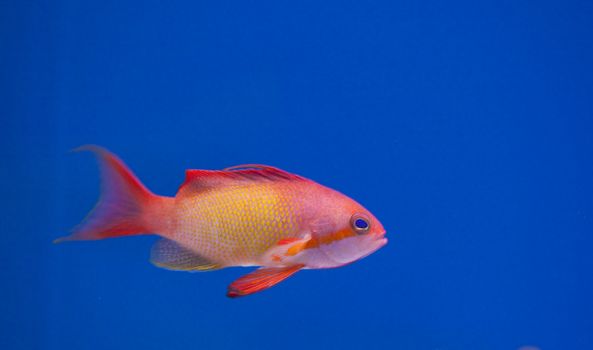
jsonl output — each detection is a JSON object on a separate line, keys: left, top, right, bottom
{"left": 150, "top": 239, "right": 221, "bottom": 272}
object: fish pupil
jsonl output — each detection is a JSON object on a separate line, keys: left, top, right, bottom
{"left": 354, "top": 218, "right": 369, "bottom": 230}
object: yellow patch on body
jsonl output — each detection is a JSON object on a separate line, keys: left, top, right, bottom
{"left": 173, "top": 182, "right": 302, "bottom": 266}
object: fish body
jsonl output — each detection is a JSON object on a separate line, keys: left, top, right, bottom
{"left": 58, "top": 146, "right": 387, "bottom": 297}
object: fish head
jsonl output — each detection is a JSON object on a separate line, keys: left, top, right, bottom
{"left": 303, "top": 190, "right": 387, "bottom": 268}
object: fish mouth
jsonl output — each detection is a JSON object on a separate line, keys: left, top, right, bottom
{"left": 372, "top": 230, "right": 388, "bottom": 251}
{"left": 374, "top": 230, "right": 387, "bottom": 244}
{"left": 373, "top": 235, "right": 388, "bottom": 250}
{"left": 319, "top": 231, "right": 388, "bottom": 266}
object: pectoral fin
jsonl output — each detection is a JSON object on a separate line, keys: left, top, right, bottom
{"left": 150, "top": 239, "right": 221, "bottom": 271}
{"left": 262, "top": 234, "right": 312, "bottom": 264}
{"left": 227, "top": 265, "right": 304, "bottom": 298}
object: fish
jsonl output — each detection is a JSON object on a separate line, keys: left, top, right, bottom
{"left": 56, "top": 146, "right": 387, "bottom": 297}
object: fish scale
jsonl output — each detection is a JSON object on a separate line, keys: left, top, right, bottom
{"left": 173, "top": 182, "right": 302, "bottom": 266}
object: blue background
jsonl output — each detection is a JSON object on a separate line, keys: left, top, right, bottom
{"left": 2, "top": 1, "right": 592, "bottom": 349}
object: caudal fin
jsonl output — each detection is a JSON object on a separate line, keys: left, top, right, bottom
{"left": 55, "top": 145, "right": 172, "bottom": 243}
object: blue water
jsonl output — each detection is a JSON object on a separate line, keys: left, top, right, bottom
{"left": 2, "top": 1, "right": 592, "bottom": 349}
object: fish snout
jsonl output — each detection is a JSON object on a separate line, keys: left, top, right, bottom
{"left": 373, "top": 229, "right": 388, "bottom": 247}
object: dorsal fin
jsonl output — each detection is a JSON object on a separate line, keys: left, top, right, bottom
{"left": 178, "top": 165, "right": 306, "bottom": 195}
{"left": 223, "top": 164, "right": 277, "bottom": 171}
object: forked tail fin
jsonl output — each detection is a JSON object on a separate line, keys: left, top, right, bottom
{"left": 55, "top": 145, "right": 173, "bottom": 243}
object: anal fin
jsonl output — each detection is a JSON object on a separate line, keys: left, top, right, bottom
{"left": 151, "top": 238, "right": 221, "bottom": 271}
{"left": 227, "top": 265, "right": 303, "bottom": 298}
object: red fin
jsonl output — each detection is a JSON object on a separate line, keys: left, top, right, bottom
{"left": 227, "top": 265, "right": 303, "bottom": 298}
{"left": 179, "top": 165, "right": 306, "bottom": 196}
{"left": 55, "top": 145, "right": 172, "bottom": 243}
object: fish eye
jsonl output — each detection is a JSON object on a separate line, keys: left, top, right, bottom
{"left": 351, "top": 215, "right": 370, "bottom": 233}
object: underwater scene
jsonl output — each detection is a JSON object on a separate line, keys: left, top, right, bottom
{"left": 2, "top": 1, "right": 592, "bottom": 349}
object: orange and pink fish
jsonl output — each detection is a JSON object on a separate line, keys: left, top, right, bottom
{"left": 57, "top": 146, "right": 387, "bottom": 297}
